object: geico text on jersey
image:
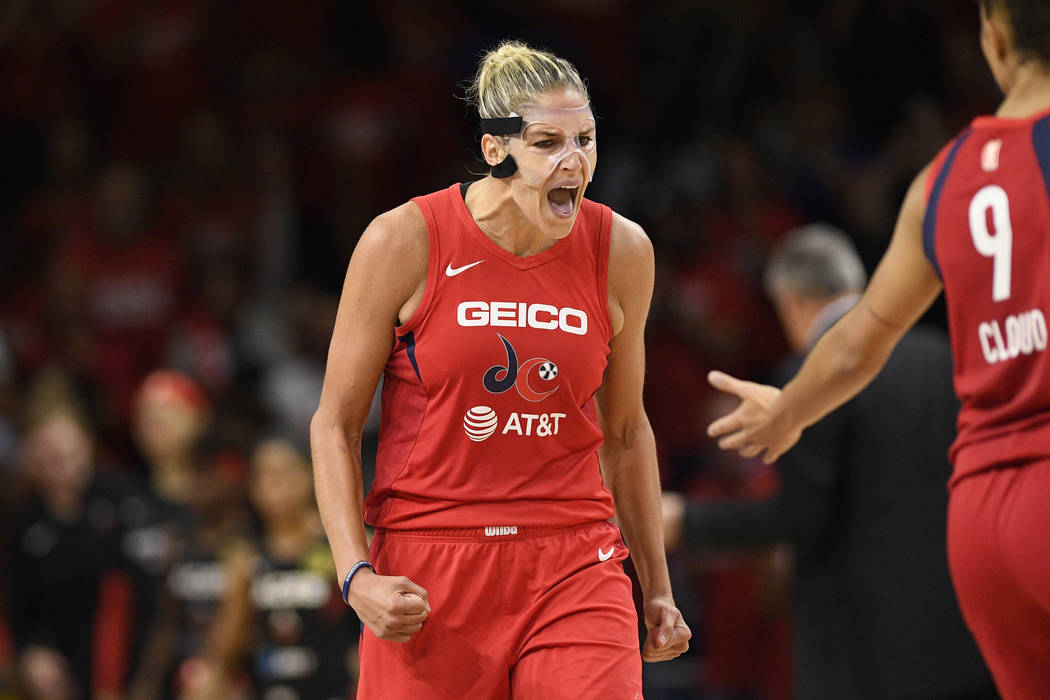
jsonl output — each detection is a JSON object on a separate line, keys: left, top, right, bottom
{"left": 457, "top": 301, "right": 588, "bottom": 336}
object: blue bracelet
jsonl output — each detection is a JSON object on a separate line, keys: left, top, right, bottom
{"left": 342, "top": 560, "right": 375, "bottom": 605}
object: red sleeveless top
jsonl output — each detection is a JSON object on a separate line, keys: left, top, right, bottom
{"left": 364, "top": 183, "right": 617, "bottom": 528}
{"left": 923, "top": 107, "right": 1050, "bottom": 486}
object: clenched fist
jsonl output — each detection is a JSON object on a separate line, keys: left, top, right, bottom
{"left": 347, "top": 569, "right": 431, "bottom": 643}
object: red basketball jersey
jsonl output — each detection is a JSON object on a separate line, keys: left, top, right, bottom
{"left": 924, "top": 107, "right": 1050, "bottom": 486}
{"left": 364, "top": 183, "right": 616, "bottom": 528}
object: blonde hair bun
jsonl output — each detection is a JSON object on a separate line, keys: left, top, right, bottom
{"left": 468, "top": 40, "right": 588, "bottom": 119}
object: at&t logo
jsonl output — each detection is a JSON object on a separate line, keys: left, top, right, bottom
{"left": 463, "top": 406, "right": 499, "bottom": 442}
{"left": 462, "top": 406, "right": 567, "bottom": 442}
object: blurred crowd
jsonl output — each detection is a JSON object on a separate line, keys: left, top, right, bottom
{"left": 0, "top": 1, "right": 1002, "bottom": 698}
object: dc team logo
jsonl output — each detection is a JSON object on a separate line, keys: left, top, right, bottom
{"left": 483, "top": 334, "right": 559, "bottom": 402}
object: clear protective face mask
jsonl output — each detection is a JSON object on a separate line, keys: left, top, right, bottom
{"left": 493, "top": 103, "right": 597, "bottom": 187}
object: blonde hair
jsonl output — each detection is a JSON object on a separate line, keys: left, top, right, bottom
{"left": 467, "top": 40, "right": 589, "bottom": 119}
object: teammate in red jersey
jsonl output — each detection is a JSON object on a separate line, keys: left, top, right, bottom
{"left": 310, "top": 40, "right": 690, "bottom": 698}
{"left": 706, "top": 2, "right": 1050, "bottom": 698}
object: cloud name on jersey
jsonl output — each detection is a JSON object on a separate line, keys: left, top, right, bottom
{"left": 457, "top": 301, "right": 587, "bottom": 336}
{"left": 978, "top": 308, "right": 1048, "bottom": 365}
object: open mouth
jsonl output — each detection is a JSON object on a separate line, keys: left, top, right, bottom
{"left": 546, "top": 185, "right": 579, "bottom": 218}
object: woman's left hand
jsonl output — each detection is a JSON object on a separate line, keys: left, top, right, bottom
{"left": 641, "top": 596, "right": 691, "bottom": 662}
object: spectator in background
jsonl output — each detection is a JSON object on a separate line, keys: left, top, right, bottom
{"left": 210, "top": 438, "right": 357, "bottom": 700}
{"left": 120, "top": 370, "right": 212, "bottom": 693}
{"left": 664, "top": 225, "right": 996, "bottom": 699}
{"left": 131, "top": 370, "right": 212, "bottom": 507}
{"left": 259, "top": 285, "right": 337, "bottom": 447}
{"left": 4, "top": 398, "right": 129, "bottom": 699}
{"left": 55, "top": 163, "right": 186, "bottom": 429}
{"left": 128, "top": 437, "right": 250, "bottom": 700}
{"left": 167, "top": 256, "right": 245, "bottom": 402}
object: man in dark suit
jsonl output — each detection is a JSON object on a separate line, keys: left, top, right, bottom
{"left": 663, "top": 225, "right": 997, "bottom": 700}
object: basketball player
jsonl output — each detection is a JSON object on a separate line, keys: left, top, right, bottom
{"left": 310, "top": 41, "right": 690, "bottom": 698}
{"left": 706, "top": 2, "right": 1050, "bottom": 697}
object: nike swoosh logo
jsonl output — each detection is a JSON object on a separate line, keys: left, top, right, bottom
{"left": 598, "top": 547, "right": 614, "bottom": 562}
{"left": 445, "top": 260, "right": 485, "bottom": 277}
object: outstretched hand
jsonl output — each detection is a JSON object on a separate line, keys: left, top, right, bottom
{"left": 705, "top": 370, "right": 801, "bottom": 464}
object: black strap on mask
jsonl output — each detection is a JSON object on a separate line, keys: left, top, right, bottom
{"left": 478, "top": 116, "right": 523, "bottom": 179}
{"left": 478, "top": 116, "right": 522, "bottom": 136}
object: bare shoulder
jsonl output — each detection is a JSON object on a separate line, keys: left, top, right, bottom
{"left": 356, "top": 200, "right": 428, "bottom": 266}
{"left": 338, "top": 199, "right": 429, "bottom": 323}
{"left": 609, "top": 211, "right": 654, "bottom": 268}
{"left": 606, "top": 212, "right": 654, "bottom": 337}
{"left": 608, "top": 211, "right": 654, "bottom": 298}
{"left": 347, "top": 201, "right": 428, "bottom": 294}
{"left": 861, "top": 160, "right": 943, "bottom": 331}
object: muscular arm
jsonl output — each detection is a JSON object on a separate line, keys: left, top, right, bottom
{"left": 310, "top": 203, "right": 430, "bottom": 641}
{"left": 709, "top": 165, "right": 944, "bottom": 463}
{"left": 597, "top": 213, "right": 690, "bottom": 662}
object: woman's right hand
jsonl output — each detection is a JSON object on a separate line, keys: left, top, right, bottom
{"left": 347, "top": 569, "right": 431, "bottom": 643}
{"left": 706, "top": 370, "right": 801, "bottom": 464}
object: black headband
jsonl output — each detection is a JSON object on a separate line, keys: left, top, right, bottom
{"left": 478, "top": 116, "right": 523, "bottom": 136}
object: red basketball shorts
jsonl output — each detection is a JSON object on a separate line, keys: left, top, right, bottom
{"left": 356, "top": 520, "right": 643, "bottom": 699}
{"left": 947, "top": 459, "right": 1050, "bottom": 700}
